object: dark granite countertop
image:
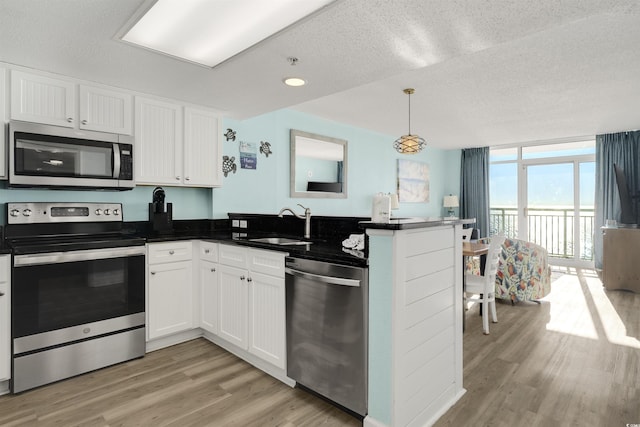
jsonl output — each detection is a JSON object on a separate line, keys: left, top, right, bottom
{"left": 144, "top": 229, "right": 367, "bottom": 267}
{"left": 360, "top": 217, "right": 476, "bottom": 230}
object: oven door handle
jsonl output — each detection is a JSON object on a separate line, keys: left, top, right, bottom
{"left": 13, "top": 246, "right": 146, "bottom": 267}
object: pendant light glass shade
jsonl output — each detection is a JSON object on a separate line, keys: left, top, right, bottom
{"left": 394, "top": 88, "right": 426, "bottom": 154}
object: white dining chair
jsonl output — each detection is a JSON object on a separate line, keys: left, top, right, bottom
{"left": 461, "top": 227, "right": 473, "bottom": 241}
{"left": 464, "top": 233, "right": 506, "bottom": 335}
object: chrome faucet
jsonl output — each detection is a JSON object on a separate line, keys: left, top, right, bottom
{"left": 278, "top": 204, "right": 311, "bottom": 239}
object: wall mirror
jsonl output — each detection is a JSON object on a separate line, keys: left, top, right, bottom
{"left": 290, "top": 129, "right": 347, "bottom": 199}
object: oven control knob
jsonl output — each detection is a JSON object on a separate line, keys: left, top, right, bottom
{"left": 23, "top": 209, "right": 32, "bottom": 217}
{"left": 95, "top": 208, "right": 102, "bottom": 215}
{"left": 104, "top": 209, "right": 111, "bottom": 216}
{"left": 113, "top": 208, "right": 120, "bottom": 216}
{"left": 10, "top": 209, "right": 20, "bottom": 217}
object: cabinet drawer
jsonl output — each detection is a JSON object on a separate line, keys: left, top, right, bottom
{"left": 199, "top": 241, "right": 218, "bottom": 262}
{"left": 248, "top": 248, "right": 286, "bottom": 278}
{"left": 147, "top": 241, "right": 192, "bottom": 264}
{"left": 219, "top": 244, "right": 247, "bottom": 269}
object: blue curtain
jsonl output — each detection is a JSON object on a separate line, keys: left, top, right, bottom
{"left": 594, "top": 131, "right": 640, "bottom": 268}
{"left": 460, "top": 147, "right": 490, "bottom": 238}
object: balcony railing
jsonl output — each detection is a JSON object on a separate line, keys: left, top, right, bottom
{"left": 490, "top": 207, "right": 594, "bottom": 260}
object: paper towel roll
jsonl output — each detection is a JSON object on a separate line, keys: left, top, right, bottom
{"left": 372, "top": 193, "right": 391, "bottom": 223}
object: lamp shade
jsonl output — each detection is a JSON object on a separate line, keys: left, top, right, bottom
{"left": 443, "top": 195, "right": 459, "bottom": 208}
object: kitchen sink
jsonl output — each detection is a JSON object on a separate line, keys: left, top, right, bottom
{"left": 248, "top": 237, "right": 312, "bottom": 246}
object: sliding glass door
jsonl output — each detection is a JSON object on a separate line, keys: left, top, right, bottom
{"left": 490, "top": 141, "right": 595, "bottom": 267}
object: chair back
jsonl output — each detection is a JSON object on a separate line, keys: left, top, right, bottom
{"left": 461, "top": 228, "right": 473, "bottom": 241}
{"left": 483, "top": 233, "right": 506, "bottom": 290}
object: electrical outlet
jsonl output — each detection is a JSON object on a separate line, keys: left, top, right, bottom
{"left": 232, "top": 219, "right": 239, "bottom": 227}
{"left": 239, "top": 220, "right": 248, "bottom": 229}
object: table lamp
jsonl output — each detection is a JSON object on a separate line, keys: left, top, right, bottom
{"left": 443, "top": 195, "right": 459, "bottom": 217}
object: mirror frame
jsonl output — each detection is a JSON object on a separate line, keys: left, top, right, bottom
{"left": 290, "top": 129, "right": 348, "bottom": 199}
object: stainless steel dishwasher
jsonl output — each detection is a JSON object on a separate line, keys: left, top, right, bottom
{"left": 285, "top": 256, "right": 368, "bottom": 417}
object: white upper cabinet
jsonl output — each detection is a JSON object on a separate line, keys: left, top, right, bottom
{"left": 184, "top": 107, "right": 221, "bottom": 187}
{"left": 135, "top": 97, "right": 184, "bottom": 185}
{"left": 136, "top": 97, "right": 221, "bottom": 188}
{"left": 78, "top": 85, "right": 132, "bottom": 134}
{"left": 10, "top": 70, "right": 76, "bottom": 128}
{"left": 0, "top": 67, "right": 7, "bottom": 179}
{"left": 10, "top": 70, "right": 133, "bottom": 134}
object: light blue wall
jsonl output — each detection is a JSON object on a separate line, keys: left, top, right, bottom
{"left": 0, "top": 108, "right": 461, "bottom": 223}
{"left": 213, "top": 109, "right": 461, "bottom": 218}
{"left": 0, "top": 185, "right": 211, "bottom": 223}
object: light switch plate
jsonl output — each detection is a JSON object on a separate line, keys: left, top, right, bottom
{"left": 232, "top": 219, "right": 239, "bottom": 227}
{"left": 239, "top": 220, "right": 248, "bottom": 229}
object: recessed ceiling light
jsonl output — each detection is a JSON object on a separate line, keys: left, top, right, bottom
{"left": 121, "top": 0, "right": 335, "bottom": 68}
{"left": 284, "top": 77, "right": 306, "bottom": 87}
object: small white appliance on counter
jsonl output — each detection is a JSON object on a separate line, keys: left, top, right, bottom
{"left": 371, "top": 193, "right": 391, "bottom": 223}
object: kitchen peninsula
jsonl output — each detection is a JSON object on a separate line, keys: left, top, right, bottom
{"left": 361, "top": 218, "right": 471, "bottom": 427}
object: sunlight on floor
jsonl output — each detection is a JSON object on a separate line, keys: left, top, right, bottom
{"left": 545, "top": 268, "right": 640, "bottom": 349}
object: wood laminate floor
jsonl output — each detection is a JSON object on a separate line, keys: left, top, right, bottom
{"left": 0, "top": 268, "right": 637, "bottom": 426}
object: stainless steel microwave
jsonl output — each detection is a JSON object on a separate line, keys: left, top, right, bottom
{"left": 9, "top": 121, "right": 134, "bottom": 190}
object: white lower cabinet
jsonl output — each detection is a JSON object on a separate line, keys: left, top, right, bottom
{"left": 0, "top": 255, "right": 10, "bottom": 381}
{"left": 147, "top": 241, "right": 194, "bottom": 340}
{"left": 218, "top": 244, "right": 286, "bottom": 369}
{"left": 198, "top": 241, "right": 219, "bottom": 335}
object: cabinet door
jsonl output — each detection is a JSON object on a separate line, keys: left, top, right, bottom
{"left": 184, "top": 107, "right": 221, "bottom": 187}
{"left": 79, "top": 85, "right": 133, "bottom": 135}
{"left": 0, "top": 68, "right": 6, "bottom": 179}
{"left": 200, "top": 260, "right": 219, "bottom": 334}
{"left": 10, "top": 70, "right": 76, "bottom": 127}
{"left": 147, "top": 260, "right": 193, "bottom": 340}
{"left": 0, "top": 256, "right": 11, "bottom": 381}
{"left": 135, "top": 97, "right": 183, "bottom": 185}
{"left": 248, "top": 271, "right": 286, "bottom": 369}
{"left": 218, "top": 264, "right": 248, "bottom": 349}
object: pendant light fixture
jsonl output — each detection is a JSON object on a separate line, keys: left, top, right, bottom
{"left": 393, "top": 88, "right": 426, "bottom": 154}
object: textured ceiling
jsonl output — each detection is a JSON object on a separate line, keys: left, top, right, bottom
{"left": 1, "top": 0, "right": 640, "bottom": 149}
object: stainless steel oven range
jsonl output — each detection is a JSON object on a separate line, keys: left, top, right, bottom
{"left": 5, "top": 202, "right": 146, "bottom": 393}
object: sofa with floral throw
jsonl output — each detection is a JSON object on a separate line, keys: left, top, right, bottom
{"left": 466, "top": 237, "right": 552, "bottom": 303}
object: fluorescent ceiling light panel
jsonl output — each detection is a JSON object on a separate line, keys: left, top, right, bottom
{"left": 122, "top": 0, "right": 335, "bottom": 67}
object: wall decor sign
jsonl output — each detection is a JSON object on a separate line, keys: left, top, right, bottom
{"left": 224, "top": 128, "right": 236, "bottom": 142}
{"left": 222, "top": 155, "right": 237, "bottom": 177}
{"left": 397, "top": 159, "right": 429, "bottom": 202}
{"left": 239, "top": 141, "right": 257, "bottom": 169}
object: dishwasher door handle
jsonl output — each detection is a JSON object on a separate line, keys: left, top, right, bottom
{"left": 285, "top": 267, "right": 360, "bottom": 287}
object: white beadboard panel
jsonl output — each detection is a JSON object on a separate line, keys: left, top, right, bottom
{"left": 397, "top": 344, "right": 455, "bottom": 425}
{"left": 405, "top": 247, "right": 454, "bottom": 281}
{"left": 248, "top": 272, "right": 285, "bottom": 369}
{"left": 399, "top": 326, "right": 455, "bottom": 379}
{"left": 80, "top": 85, "right": 132, "bottom": 134}
{"left": 405, "top": 266, "right": 454, "bottom": 305}
{"left": 399, "top": 306, "right": 455, "bottom": 355}
{"left": 404, "top": 227, "right": 453, "bottom": 257}
{"left": 10, "top": 70, "right": 75, "bottom": 127}
{"left": 219, "top": 244, "right": 247, "bottom": 269}
{"left": 247, "top": 248, "right": 286, "bottom": 277}
{"left": 218, "top": 264, "right": 248, "bottom": 349}
{"left": 403, "top": 286, "right": 454, "bottom": 329}
{"left": 184, "top": 107, "right": 219, "bottom": 186}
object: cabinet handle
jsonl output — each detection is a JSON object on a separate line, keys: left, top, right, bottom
{"left": 211, "top": 268, "right": 216, "bottom": 272}
{"left": 169, "top": 250, "right": 175, "bottom": 255}
{"left": 247, "top": 277, "right": 252, "bottom": 283}
{"left": 67, "top": 117, "right": 74, "bottom": 123}
{"left": 204, "top": 249, "right": 210, "bottom": 254}
{"left": 150, "top": 271, "right": 156, "bottom": 275}
{"left": 81, "top": 119, "right": 88, "bottom": 125}
{"left": 0, "top": 291, "right": 4, "bottom": 296}
{"left": 240, "top": 275, "right": 245, "bottom": 281}
{"left": 176, "top": 176, "right": 181, "bottom": 181}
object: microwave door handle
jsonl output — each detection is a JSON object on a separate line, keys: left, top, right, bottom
{"left": 113, "top": 143, "right": 121, "bottom": 179}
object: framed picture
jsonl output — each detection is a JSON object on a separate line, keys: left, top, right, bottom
{"left": 397, "top": 159, "right": 429, "bottom": 202}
